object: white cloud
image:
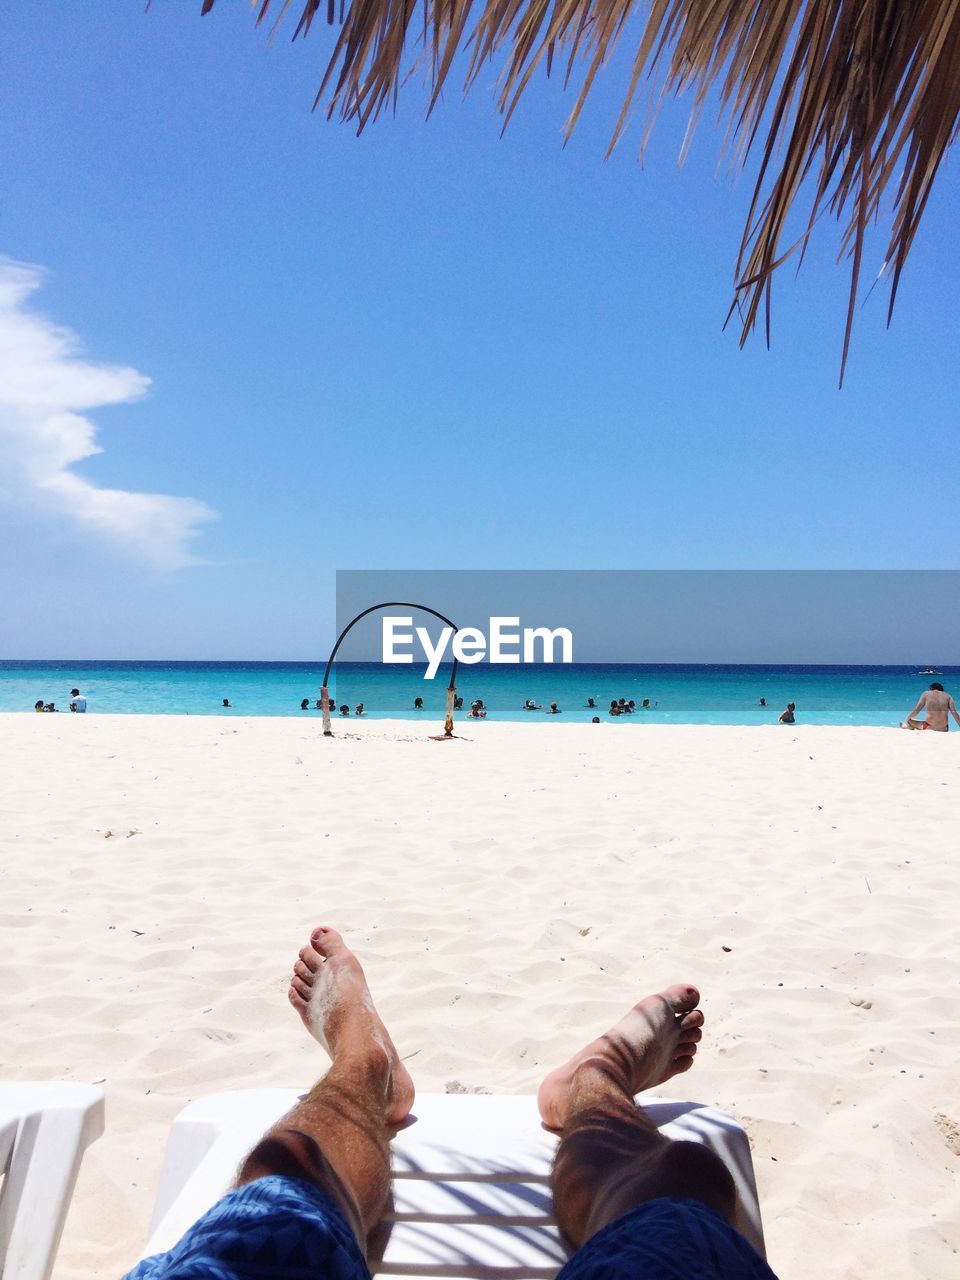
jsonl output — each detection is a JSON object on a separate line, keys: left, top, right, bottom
{"left": 0, "top": 257, "right": 217, "bottom": 570}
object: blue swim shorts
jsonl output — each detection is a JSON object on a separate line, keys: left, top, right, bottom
{"left": 556, "top": 1197, "right": 778, "bottom": 1280}
{"left": 124, "top": 1181, "right": 776, "bottom": 1280}
{"left": 123, "top": 1175, "right": 369, "bottom": 1280}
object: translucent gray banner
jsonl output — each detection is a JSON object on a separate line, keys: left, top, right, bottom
{"left": 334, "top": 570, "right": 959, "bottom": 665}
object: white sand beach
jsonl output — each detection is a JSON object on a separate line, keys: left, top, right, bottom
{"left": 2, "top": 713, "right": 958, "bottom": 1279}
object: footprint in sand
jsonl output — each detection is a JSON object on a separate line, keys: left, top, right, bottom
{"left": 934, "top": 1112, "right": 960, "bottom": 1156}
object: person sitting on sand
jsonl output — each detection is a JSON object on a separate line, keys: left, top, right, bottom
{"left": 547, "top": 701, "right": 562, "bottom": 714}
{"left": 71, "top": 688, "right": 87, "bottom": 712}
{"left": 34, "top": 700, "right": 44, "bottom": 712}
{"left": 778, "top": 702, "right": 796, "bottom": 724}
{"left": 301, "top": 698, "right": 310, "bottom": 711}
{"left": 901, "top": 682, "right": 960, "bottom": 732}
{"left": 44, "top": 702, "right": 57, "bottom": 712}
{"left": 123, "top": 926, "right": 775, "bottom": 1280}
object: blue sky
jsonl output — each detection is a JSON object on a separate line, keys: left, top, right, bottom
{"left": 1, "top": 3, "right": 957, "bottom": 659}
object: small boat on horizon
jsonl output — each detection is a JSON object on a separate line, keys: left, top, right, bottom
{"left": 917, "top": 667, "right": 942, "bottom": 676}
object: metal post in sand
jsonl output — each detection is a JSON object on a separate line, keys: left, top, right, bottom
{"left": 321, "top": 601, "right": 462, "bottom": 741}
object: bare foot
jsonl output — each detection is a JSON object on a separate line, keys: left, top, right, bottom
{"left": 537, "top": 984, "right": 704, "bottom": 1131}
{"left": 289, "top": 926, "right": 415, "bottom": 1127}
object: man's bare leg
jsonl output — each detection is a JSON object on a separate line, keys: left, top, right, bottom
{"left": 538, "top": 984, "right": 737, "bottom": 1249}
{"left": 235, "top": 926, "right": 415, "bottom": 1250}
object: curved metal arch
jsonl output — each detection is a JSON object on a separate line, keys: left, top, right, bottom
{"left": 321, "top": 601, "right": 460, "bottom": 737}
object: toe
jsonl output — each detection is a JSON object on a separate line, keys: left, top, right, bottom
{"left": 299, "top": 944, "right": 322, "bottom": 972}
{"left": 294, "top": 958, "right": 314, "bottom": 982}
{"left": 310, "top": 926, "right": 344, "bottom": 958}
{"left": 678, "top": 1028, "right": 703, "bottom": 1047}
{"left": 679, "top": 1009, "right": 704, "bottom": 1031}
{"left": 291, "top": 974, "right": 311, "bottom": 1001}
{"left": 662, "top": 984, "right": 700, "bottom": 1015}
{"left": 672, "top": 1054, "right": 695, "bottom": 1073}
{"left": 288, "top": 987, "right": 307, "bottom": 1012}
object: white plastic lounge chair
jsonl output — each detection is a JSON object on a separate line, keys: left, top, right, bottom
{"left": 140, "top": 1089, "right": 764, "bottom": 1273}
{"left": 0, "top": 1081, "right": 105, "bottom": 1280}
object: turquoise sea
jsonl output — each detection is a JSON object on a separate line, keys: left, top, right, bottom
{"left": 0, "top": 661, "right": 954, "bottom": 726}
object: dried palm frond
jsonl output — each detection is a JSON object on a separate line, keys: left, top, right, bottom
{"left": 201, "top": 0, "right": 960, "bottom": 382}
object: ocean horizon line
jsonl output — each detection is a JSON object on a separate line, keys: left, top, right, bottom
{"left": 2, "top": 658, "right": 955, "bottom": 725}
{"left": 1, "top": 659, "right": 956, "bottom": 670}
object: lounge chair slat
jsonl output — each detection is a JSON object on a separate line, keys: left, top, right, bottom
{"left": 375, "top": 1220, "right": 569, "bottom": 1269}
{"left": 389, "top": 1178, "right": 553, "bottom": 1220}
{"left": 0, "top": 1082, "right": 105, "bottom": 1280}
